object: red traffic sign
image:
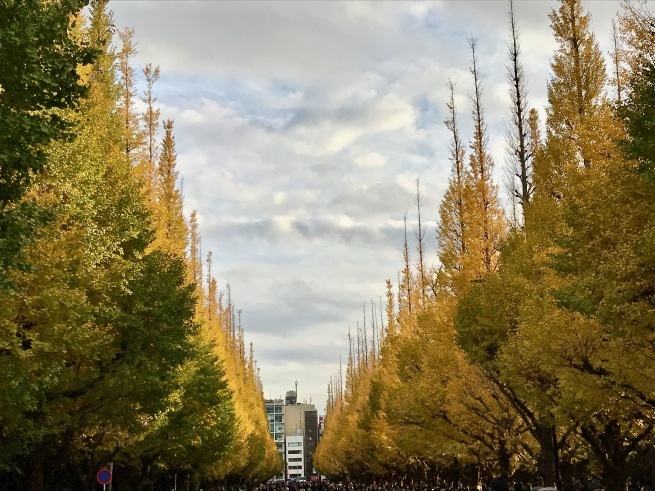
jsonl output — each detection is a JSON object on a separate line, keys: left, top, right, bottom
{"left": 97, "top": 468, "right": 112, "bottom": 485}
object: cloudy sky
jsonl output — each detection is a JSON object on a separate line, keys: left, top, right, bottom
{"left": 108, "top": 0, "right": 621, "bottom": 413}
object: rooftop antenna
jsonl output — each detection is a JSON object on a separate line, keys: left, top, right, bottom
{"left": 295, "top": 379, "right": 298, "bottom": 402}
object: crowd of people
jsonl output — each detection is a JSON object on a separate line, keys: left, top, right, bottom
{"left": 251, "top": 477, "right": 655, "bottom": 491}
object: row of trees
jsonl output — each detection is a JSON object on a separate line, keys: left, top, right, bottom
{"left": 315, "top": 1, "right": 655, "bottom": 489}
{"left": 0, "top": 1, "right": 281, "bottom": 489}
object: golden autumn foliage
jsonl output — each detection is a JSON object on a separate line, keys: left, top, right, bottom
{"left": 316, "top": 1, "right": 655, "bottom": 489}
{"left": 0, "top": 1, "right": 280, "bottom": 488}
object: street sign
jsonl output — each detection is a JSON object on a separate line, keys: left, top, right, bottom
{"left": 97, "top": 468, "right": 112, "bottom": 485}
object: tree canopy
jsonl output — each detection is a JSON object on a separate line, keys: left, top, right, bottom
{"left": 316, "top": 1, "right": 655, "bottom": 489}
{"left": 0, "top": 2, "right": 280, "bottom": 489}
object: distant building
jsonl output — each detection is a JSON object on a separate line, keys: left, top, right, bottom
{"left": 265, "top": 399, "right": 286, "bottom": 481}
{"left": 265, "top": 389, "right": 320, "bottom": 481}
{"left": 303, "top": 408, "right": 318, "bottom": 477}
{"left": 285, "top": 434, "right": 305, "bottom": 478}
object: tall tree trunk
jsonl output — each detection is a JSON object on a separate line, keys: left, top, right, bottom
{"left": 534, "top": 423, "right": 557, "bottom": 488}
{"left": 497, "top": 438, "right": 511, "bottom": 478}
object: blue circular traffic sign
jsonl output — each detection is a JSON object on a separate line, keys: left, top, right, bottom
{"left": 97, "top": 468, "right": 112, "bottom": 485}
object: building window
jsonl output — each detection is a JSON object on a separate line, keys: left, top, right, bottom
{"left": 288, "top": 450, "right": 302, "bottom": 455}
{"left": 275, "top": 414, "right": 283, "bottom": 422}
{"left": 275, "top": 405, "right": 283, "bottom": 413}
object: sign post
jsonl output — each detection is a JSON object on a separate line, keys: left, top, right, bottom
{"left": 97, "top": 468, "right": 112, "bottom": 490}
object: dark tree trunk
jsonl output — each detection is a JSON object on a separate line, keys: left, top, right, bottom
{"left": 497, "top": 438, "right": 511, "bottom": 478}
{"left": 534, "top": 424, "right": 557, "bottom": 488}
{"left": 581, "top": 419, "right": 653, "bottom": 491}
{"left": 603, "top": 470, "right": 629, "bottom": 491}
{"left": 26, "top": 447, "right": 45, "bottom": 491}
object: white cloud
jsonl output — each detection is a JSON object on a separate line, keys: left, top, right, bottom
{"left": 395, "top": 174, "right": 420, "bottom": 196}
{"left": 273, "top": 192, "right": 287, "bottom": 206}
{"left": 354, "top": 152, "right": 387, "bottom": 169}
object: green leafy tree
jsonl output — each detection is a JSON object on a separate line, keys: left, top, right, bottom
{"left": 466, "top": 38, "right": 506, "bottom": 276}
{"left": 138, "top": 63, "right": 161, "bottom": 209}
{"left": 117, "top": 26, "right": 144, "bottom": 168}
{"left": 151, "top": 119, "right": 188, "bottom": 257}
{"left": 0, "top": 3, "right": 243, "bottom": 488}
{"left": 0, "top": 0, "right": 96, "bottom": 284}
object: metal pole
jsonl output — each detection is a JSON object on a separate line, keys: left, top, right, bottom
{"left": 109, "top": 462, "right": 113, "bottom": 491}
{"left": 175, "top": 472, "right": 177, "bottom": 491}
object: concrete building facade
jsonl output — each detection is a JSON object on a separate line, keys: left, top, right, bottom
{"left": 265, "top": 390, "right": 319, "bottom": 481}
{"left": 285, "top": 435, "right": 305, "bottom": 478}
